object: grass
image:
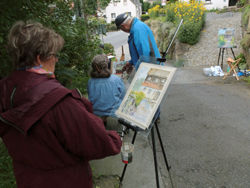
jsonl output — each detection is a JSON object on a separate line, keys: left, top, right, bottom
{"left": 0, "top": 141, "right": 16, "bottom": 188}
{"left": 242, "top": 76, "right": 250, "bottom": 84}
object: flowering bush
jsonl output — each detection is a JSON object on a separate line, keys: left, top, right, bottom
{"left": 174, "top": 1, "right": 206, "bottom": 44}
{"left": 147, "top": 1, "right": 206, "bottom": 45}
{"left": 148, "top": 5, "right": 165, "bottom": 18}
{"left": 174, "top": 1, "right": 205, "bottom": 23}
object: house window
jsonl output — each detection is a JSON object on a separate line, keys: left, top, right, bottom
{"left": 204, "top": 0, "right": 211, "bottom": 4}
{"left": 111, "top": 13, "right": 116, "bottom": 19}
{"left": 127, "top": 12, "right": 131, "bottom": 17}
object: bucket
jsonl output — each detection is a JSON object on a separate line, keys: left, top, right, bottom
{"left": 121, "top": 142, "right": 134, "bottom": 164}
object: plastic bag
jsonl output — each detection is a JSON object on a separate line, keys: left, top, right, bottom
{"left": 203, "top": 66, "right": 224, "bottom": 77}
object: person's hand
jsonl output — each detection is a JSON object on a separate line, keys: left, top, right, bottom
{"left": 122, "top": 62, "right": 133, "bottom": 74}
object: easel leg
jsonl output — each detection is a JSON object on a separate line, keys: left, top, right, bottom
{"left": 230, "top": 48, "right": 236, "bottom": 59}
{"left": 155, "top": 122, "right": 175, "bottom": 188}
{"left": 119, "top": 131, "right": 137, "bottom": 186}
{"left": 230, "top": 48, "right": 240, "bottom": 71}
{"left": 151, "top": 126, "right": 160, "bottom": 188}
{"left": 217, "top": 48, "right": 222, "bottom": 66}
{"left": 221, "top": 48, "right": 225, "bottom": 69}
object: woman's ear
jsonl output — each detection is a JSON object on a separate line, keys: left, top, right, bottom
{"left": 36, "top": 55, "right": 42, "bottom": 66}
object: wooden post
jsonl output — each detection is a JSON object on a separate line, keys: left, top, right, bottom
{"left": 120, "top": 45, "right": 125, "bottom": 61}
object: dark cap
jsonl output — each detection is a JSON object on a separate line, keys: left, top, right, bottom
{"left": 115, "top": 13, "right": 128, "bottom": 29}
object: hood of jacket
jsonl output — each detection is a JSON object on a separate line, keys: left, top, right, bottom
{"left": 0, "top": 71, "right": 70, "bottom": 135}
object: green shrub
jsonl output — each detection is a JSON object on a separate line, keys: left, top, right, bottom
{"left": 0, "top": 0, "right": 103, "bottom": 94}
{"left": 242, "top": 5, "right": 250, "bottom": 27}
{"left": 165, "top": 3, "right": 176, "bottom": 23}
{"left": 142, "top": 2, "right": 151, "bottom": 12}
{"left": 141, "top": 14, "right": 150, "bottom": 22}
{"left": 178, "top": 21, "right": 202, "bottom": 45}
{"left": 0, "top": 142, "right": 16, "bottom": 187}
{"left": 148, "top": 5, "right": 161, "bottom": 18}
{"left": 103, "top": 43, "right": 115, "bottom": 56}
{"left": 107, "top": 23, "right": 117, "bottom": 31}
{"left": 147, "top": 1, "right": 206, "bottom": 45}
{"left": 236, "top": 53, "right": 248, "bottom": 70}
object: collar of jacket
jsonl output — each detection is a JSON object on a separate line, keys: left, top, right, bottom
{"left": 0, "top": 71, "right": 71, "bottom": 135}
{"left": 129, "top": 17, "right": 138, "bottom": 35}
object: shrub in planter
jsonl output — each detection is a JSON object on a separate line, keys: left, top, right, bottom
{"left": 146, "top": 19, "right": 176, "bottom": 58}
{"left": 157, "top": 22, "right": 176, "bottom": 57}
{"left": 148, "top": 4, "right": 161, "bottom": 18}
{"left": 107, "top": 23, "right": 117, "bottom": 31}
{"left": 236, "top": 53, "right": 248, "bottom": 70}
{"left": 103, "top": 43, "right": 115, "bottom": 56}
{"left": 141, "top": 14, "right": 150, "bottom": 22}
{"left": 178, "top": 21, "right": 201, "bottom": 45}
{"left": 174, "top": 1, "right": 206, "bottom": 45}
{"left": 0, "top": 142, "right": 16, "bottom": 186}
{"left": 241, "top": 5, "right": 250, "bottom": 67}
{"left": 164, "top": 3, "right": 176, "bottom": 23}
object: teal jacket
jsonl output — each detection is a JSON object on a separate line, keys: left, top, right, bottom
{"left": 88, "top": 74, "right": 126, "bottom": 117}
{"left": 128, "top": 18, "right": 161, "bottom": 66}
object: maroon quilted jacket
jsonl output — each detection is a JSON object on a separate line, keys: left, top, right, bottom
{"left": 0, "top": 71, "right": 122, "bottom": 188}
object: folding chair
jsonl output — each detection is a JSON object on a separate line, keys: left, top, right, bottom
{"left": 223, "top": 58, "right": 241, "bottom": 80}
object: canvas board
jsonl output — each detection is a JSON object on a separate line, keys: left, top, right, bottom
{"left": 116, "top": 62, "right": 176, "bottom": 130}
{"left": 218, "top": 28, "right": 235, "bottom": 48}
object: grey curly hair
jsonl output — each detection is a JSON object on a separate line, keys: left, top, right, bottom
{"left": 8, "top": 20, "right": 64, "bottom": 69}
{"left": 90, "top": 54, "right": 111, "bottom": 78}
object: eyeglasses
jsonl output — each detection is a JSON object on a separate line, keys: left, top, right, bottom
{"left": 49, "top": 53, "right": 59, "bottom": 58}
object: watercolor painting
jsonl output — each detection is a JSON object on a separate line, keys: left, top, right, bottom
{"left": 116, "top": 63, "right": 176, "bottom": 130}
{"left": 218, "top": 28, "right": 235, "bottom": 48}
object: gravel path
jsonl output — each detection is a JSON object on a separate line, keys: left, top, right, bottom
{"left": 183, "top": 12, "right": 242, "bottom": 67}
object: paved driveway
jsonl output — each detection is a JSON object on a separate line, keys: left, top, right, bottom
{"left": 157, "top": 67, "right": 250, "bottom": 188}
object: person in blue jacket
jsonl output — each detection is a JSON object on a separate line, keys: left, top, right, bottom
{"left": 88, "top": 54, "right": 126, "bottom": 125}
{"left": 115, "top": 13, "right": 161, "bottom": 123}
{"left": 115, "top": 13, "right": 161, "bottom": 73}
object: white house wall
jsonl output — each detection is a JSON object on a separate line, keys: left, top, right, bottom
{"left": 204, "top": 0, "right": 229, "bottom": 10}
{"left": 105, "top": 0, "right": 138, "bottom": 23}
{"left": 180, "top": 0, "right": 229, "bottom": 10}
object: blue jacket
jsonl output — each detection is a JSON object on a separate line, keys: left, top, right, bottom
{"left": 87, "top": 74, "right": 126, "bottom": 117}
{"left": 128, "top": 18, "right": 161, "bottom": 66}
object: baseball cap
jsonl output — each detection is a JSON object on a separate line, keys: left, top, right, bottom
{"left": 115, "top": 13, "right": 128, "bottom": 29}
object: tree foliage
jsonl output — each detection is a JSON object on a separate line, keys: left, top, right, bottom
{"left": 0, "top": 0, "right": 111, "bottom": 93}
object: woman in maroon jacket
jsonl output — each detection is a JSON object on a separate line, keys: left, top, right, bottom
{"left": 0, "top": 21, "right": 122, "bottom": 188}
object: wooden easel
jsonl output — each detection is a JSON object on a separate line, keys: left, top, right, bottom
{"left": 217, "top": 47, "right": 236, "bottom": 69}
{"left": 120, "top": 45, "right": 125, "bottom": 61}
{"left": 223, "top": 57, "right": 241, "bottom": 80}
{"left": 118, "top": 118, "right": 174, "bottom": 188}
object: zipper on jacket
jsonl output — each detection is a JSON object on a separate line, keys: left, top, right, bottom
{"left": 0, "top": 115, "right": 25, "bottom": 135}
{"left": 10, "top": 87, "right": 16, "bottom": 108}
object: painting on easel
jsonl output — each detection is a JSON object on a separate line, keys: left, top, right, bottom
{"left": 116, "top": 63, "right": 176, "bottom": 130}
{"left": 218, "top": 28, "right": 235, "bottom": 48}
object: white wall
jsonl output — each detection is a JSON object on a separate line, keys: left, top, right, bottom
{"left": 180, "top": 0, "right": 229, "bottom": 10}
{"left": 204, "top": 0, "right": 229, "bottom": 10}
{"left": 105, "top": 0, "right": 140, "bottom": 23}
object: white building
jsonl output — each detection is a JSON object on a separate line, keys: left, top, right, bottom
{"left": 104, "top": 0, "right": 142, "bottom": 23}
{"left": 180, "top": 0, "right": 238, "bottom": 10}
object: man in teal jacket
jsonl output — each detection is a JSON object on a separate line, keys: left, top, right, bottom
{"left": 115, "top": 13, "right": 161, "bottom": 122}
{"left": 115, "top": 13, "right": 161, "bottom": 72}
